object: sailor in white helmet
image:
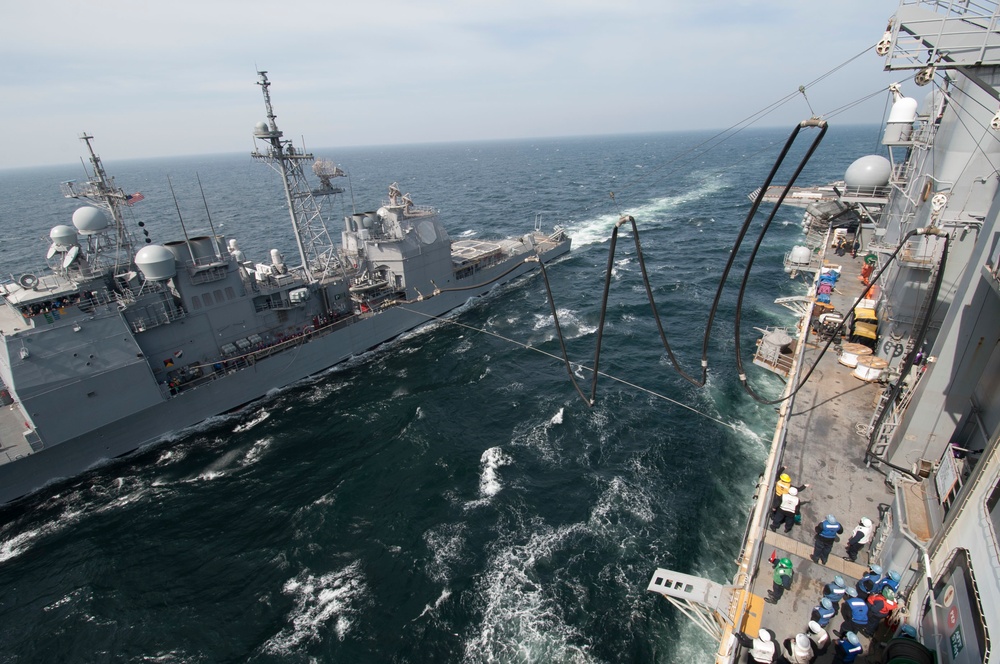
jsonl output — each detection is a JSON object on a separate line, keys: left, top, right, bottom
{"left": 784, "top": 632, "right": 814, "bottom": 663}
{"left": 737, "top": 628, "right": 776, "bottom": 663}
{"left": 806, "top": 620, "right": 830, "bottom": 655}
{"left": 844, "top": 516, "right": 873, "bottom": 562}
{"left": 769, "top": 486, "right": 800, "bottom": 532}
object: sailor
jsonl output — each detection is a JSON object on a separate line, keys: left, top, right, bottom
{"left": 857, "top": 564, "right": 883, "bottom": 599}
{"left": 811, "top": 514, "right": 843, "bottom": 564}
{"left": 863, "top": 587, "right": 897, "bottom": 637}
{"left": 841, "top": 587, "right": 869, "bottom": 636}
{"left": 772, "top": 469, "right": 808, "bottom": 511}
{"left": 823, "top": 575, "right": 848, "bottom": 605}
{"left": 811, "top": 597, "right": 836, "bottom": 627}
{"left": 736, "top": 628, "right": 776, "bottom": 663}
{"left": 832, "top": 631, "right": 863, "bottom": 663}
{"left": 783, "top": 633, "right": 814, "bottom": 664}
{"left": 766, "top": 557, "right": 794, "bottom": 604}
{"left": 844, "top": 516, "right": 872, "bottom": 562}
{"left": 770, "top": 487, "right": 800, "bottom": 532}
{"left": 807, "top": 620, "right": 830, "bottom": 655}
{"left": 873, "top": 569, "right": 901, "bottom": 595}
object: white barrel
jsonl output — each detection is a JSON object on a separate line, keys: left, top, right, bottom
{"left": 839, "top": 342, "right": 873, "bottom": 368}
{"left": 853, "top": 356, "right": 888, "bottom": 381}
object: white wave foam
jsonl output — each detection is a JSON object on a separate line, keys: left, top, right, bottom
{"left": 0, "top": 526, "right": 45, "bottom": 564}
{"left": 415, "top": 587, "right": 452, "bottom": 621}
{"left": 531, "top": 308, "right": 595, "bottom": 340}
{"left": 565, "top": 177, "right": 726, "bottom": 250}
{"left": 478, "top": 446, "right": 512, "bottom": 499}
{"left": 589, "top": 476, "right": 655, "bottom": 533}
{"left": 509, "top": 407, "right": 570, "bottom": 465}
{"left": 463, "top": 522, "right": 597, "bottom": 663}
{"left": 423, "top": 522, "right": 468, "bottom": 584}
{"left": 241, "top": 437, "right": 272, "bottom": 466}
{"left": 262, "top": 561, "right": 367, "bottom": 654}
{"left": 233, "top": 408, "right": 269, "bottom": 433}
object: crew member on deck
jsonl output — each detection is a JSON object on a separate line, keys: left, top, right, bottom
{"left": 811, "top": 514, "right": 843, "bottom": 564}
{"left": 770, "top": 487, "right": 800, "bottom": 533}
{"left": 736, "top": 629, "right": 776, "bottom": 663}
{"left": 844, "top": 517, "right": 872, "bottom": 562}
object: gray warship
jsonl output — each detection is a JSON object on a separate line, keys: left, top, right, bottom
{"left": 0, "top": 72, "right": 570, "bottom": 505}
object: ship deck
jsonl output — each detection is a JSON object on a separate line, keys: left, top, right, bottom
{"left": 739, "top": 235, "right": 894, "bottom": 663}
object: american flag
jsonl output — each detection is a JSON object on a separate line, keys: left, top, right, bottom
{"left": 126, "top": 192, "right": 145, "bottom": 206}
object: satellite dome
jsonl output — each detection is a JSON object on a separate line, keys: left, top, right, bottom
{"left": 49, "top": 225, "right": 79, "bottom": 248}
{"left": 887, "top": 95, "right": 918, "bottom": 124}
{"left": 135, "top": 244, "right": 177, "bottom": 281}
{"left": 920, "top": 88, "right": 945, "bottom": 117}
{"left": 253, "top": 121, "right": 271, "bottom": 137}
{"left": 789, "top": 246, "right": 811, "bottom": 265}
{"left": 845, "top": 155, "right": 891, "bottom": 188}
{"left": 71, "top": 206, "right": 109, "bottom": 234}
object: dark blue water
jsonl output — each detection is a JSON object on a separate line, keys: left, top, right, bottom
{"left": 0, "top": 125, "right": 882, "bottom": 662}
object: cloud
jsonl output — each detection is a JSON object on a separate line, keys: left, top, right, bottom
{"left": 3, "top": 0, "right": 901, "bottom": 168}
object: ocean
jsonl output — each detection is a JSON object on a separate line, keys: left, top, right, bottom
{"left": 0, "top": 125, "right": 880, "bottom": 662}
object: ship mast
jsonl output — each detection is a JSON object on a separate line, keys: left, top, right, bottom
{"left": 60, "top": 133, "right": 138, "bottom": 276}
{"left": 251, "top": 71, "right": 342, "bottom": 282}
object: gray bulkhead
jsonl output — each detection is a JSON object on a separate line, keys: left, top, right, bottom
{"left": 7, "top": 309, "right": 162, "bottom": 446}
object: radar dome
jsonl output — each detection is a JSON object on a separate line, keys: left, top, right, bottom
{"left": 789, "top": 246, "right": 811, "bottom": 265}
{"left": 920, "top": 88, "right": 945, "bottom": 118}
{"left": 49, "top": 225, "right": 79, "bottom": 248}
{"left": 845, "top": 155, "right": 891, "bottom": 188}
{"left": 135, "top": 244, "right": 177, "bottom": 281}
{"left": 887, "top": 96, "right": 918, "bottom": 124}
{"left": 253, "top": 121, "right": 271, "bottom": 136}
{"left": 71, "top": 206, "right": 109, "bottom": 234}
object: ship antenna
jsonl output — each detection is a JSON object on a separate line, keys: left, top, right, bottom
{"left": 167, "top": 176, "right": 197, "bottom": 265}
{"left": 64, "top": 133, "right": 138, "bottom": 275}
{"left": 251, "top": 70, "right": 341, "bottom": 282}
{"left": 196, "top": 172, "right": 223, "bottom": 261}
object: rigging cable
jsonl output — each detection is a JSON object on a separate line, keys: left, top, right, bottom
{"left": 395, "top": 303, "right": 738, "bottom": 432}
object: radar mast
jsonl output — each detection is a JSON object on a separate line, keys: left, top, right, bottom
{"left": 251, "top": 71, "right": 343, "bottom": 282}
{"left": 60, "top": 133, "right": 140, "bottom": 277}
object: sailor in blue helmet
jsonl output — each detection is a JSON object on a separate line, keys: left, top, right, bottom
{"left": 873, "top": 569, "right": 901, "bottom": 595}
{"left": 823, "top": 575, "right": 848, "bottom": 605}
{"left": 832, "top": 631, "right": 863, "bottom": 663}
{"left": 857, "top": 563, "right": 883, "bottom": 598}
{"left": 840, "top": 586, "right": 869, "bottom": 636}
{"left": 811, "top": 597, "right": 836, "bottom": 627}
{"left": 811, "top": 514, "right": 843, "bottom": 564}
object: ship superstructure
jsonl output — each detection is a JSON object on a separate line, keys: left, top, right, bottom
{"left": 646, "top": 2, "right": 1000, "bottom": 663}
{"left": 0, "top": 73, "right": 569, "bottom": 505}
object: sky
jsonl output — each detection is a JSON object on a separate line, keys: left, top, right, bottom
{"left": 4, "top": 0, "right": 905, "bottom": 169}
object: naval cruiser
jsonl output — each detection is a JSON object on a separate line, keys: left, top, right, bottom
{"left": 0, "top": 72, "right": 570, "bottom": 506}
{"left": 645, "top": 2, "right": 1000, "bottom": 663}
